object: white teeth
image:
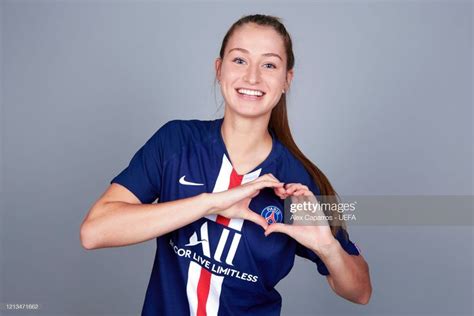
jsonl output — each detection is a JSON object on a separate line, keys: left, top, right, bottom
{"left": 237, "top": 88, "right": 264, "bottom": 96}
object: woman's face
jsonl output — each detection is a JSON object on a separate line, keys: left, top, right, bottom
{"left": 215, "top": 23, "right": 293, "bottom": 119}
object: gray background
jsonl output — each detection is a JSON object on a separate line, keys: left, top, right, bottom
{"left": 1, "top": 0, "right": 473, "bottom": 315}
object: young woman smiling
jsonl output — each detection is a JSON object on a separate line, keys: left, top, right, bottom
{"left": 81, "top": 14, "right": 372, "bottom": 316}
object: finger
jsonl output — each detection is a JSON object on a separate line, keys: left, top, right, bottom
{"left": 285, "top": 183, "right": 308, "bottom": 194}
{"left": 252, "top": 174, "right": 280, "bottom": 185}
{"left": 274, "top": 185, "right": 287, "bottom": 195}
{"left": 252, "top": 173, "right": 282, "bottom": 185}
{"left": 293, "top": 189, "right": 307, "bottom": 196}
{"left": 285, "top": 183, "right": 308, "bottom": 189}
{"left": 292, "top": 189, "right": 315, "bottom": 198}
{"left": 264, "top": 223, "right": 292, "bottom": 237}
{"left": 286, "top": 183, "right": 308, "bottom": 190}
{"left": 275, "top": 183, "right": 286, "bottom": 191}
{"left": 276, "top": 186, "right": 290, "bottom": 199}
{"left": 285, "top": 184, "right": 299, "bottom": 195}
{"left": 252, "top": 180, "right": 284, "bottom": 191}
{"left": 265, "top": 173, "right": 281, "bottom": 183}
{"left": 243, "top": 209, "right": 268, "bottom": 230}
{"left": 292, "top": 190, "right": 302, "bottom": 196}
{"left": 249, "top": 189, "right": 260, "bottom": 198}
{"left": 273, "top": 189, "right": 288, "bottom": 200}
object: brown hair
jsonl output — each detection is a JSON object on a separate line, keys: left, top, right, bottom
{"left": 216, "top": 14, "right": 348, "bottom": 238}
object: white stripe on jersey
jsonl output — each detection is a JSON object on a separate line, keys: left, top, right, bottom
{"left": 186, "top": 261, "right": 202, "bottom": 316}
{"left": 206, "top": 274, "right": 224, "bottom": 316}
{"left": 187, "top": 153, "right": 263, "bottom": 315}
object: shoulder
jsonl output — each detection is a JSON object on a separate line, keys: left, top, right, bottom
{"left": 155, "top": 118, "right": 215, "bottom": 137}
{"left": 149, "top": 118, "right": 218, "bottom": 160}
{"left": 151, "top": 118, "right": 217, "bottom": 144}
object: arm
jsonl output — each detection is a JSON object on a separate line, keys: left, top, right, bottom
{"left": 315, "top": 239, "right": 372, "bottom": 305}
{"left": 80, "top": 175, "right": 282, "bottom": 250}
{"left": 80, "top": 185, "right": 213, "bottom": 249}
{"left": 265, "top": 182, "right": 372, "bottom": 305}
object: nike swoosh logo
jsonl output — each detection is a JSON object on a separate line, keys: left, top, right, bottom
{"left": 179, "top": 175, "right": 204, "bottom": 186}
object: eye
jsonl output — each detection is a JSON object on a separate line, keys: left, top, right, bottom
{"left": 232, "top": 57, "right": 246, "bottom": 65}
{"left": 264, "top": 63, "right": 276, "bottom": 69}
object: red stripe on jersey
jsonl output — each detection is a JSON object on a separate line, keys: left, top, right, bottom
{"left": 197, "top": 168, "right": 243, "bottom": 315}
{"left": 196, "top": 268, "right": 212, "bottom": 316}
{"left": 215, "top": 169, "right": 243, "bottom": 226}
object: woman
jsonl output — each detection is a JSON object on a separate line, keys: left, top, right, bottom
{"left": 80, "top": 14, "right": 372, "bottom": 316}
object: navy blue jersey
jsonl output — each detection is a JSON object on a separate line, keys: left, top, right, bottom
{"left": 110, "top": 118, "right": 360, "bottom": 316}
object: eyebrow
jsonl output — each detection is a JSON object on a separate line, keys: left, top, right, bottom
{"left": 227, "top": 47, "right": 283, "bottom": 61}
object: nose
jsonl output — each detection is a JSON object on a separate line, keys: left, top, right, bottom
{"left": 243, "top": 63, "right": 261, "bottom": 84}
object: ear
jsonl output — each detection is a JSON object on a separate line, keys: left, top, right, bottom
{"left": 215, "top": 58, "right": 222, "bottom": 81}
{"left": 285, "top": 68, "right": 294, "bottom": 91}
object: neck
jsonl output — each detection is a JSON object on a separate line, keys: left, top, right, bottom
{"left": 220, "top": 110, "right": 273, "bottom": 167}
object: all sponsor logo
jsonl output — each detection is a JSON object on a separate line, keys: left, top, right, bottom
{"left": 169, "top": 221, "right": 258, "bottom": 283}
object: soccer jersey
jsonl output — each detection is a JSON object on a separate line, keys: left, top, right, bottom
{"left": 110, "top": 118, "right": 360, "bottom": 316}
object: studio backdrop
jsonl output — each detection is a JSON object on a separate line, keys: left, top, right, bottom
{"left": 1, "top": 1, "right": 472, "bottom": 316}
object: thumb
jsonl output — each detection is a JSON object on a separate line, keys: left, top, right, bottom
{"left": 242, "top": 209, "right": 268, "bottom": 230}
{"left": 264, "top": 223, "right": 291, "bottom": 237}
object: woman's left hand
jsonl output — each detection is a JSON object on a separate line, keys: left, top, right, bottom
{"left": 264, "top": 183, "right": 337, "bottom": 254}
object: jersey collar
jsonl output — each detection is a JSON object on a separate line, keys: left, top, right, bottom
{"left": 213, "top": 117, "right": 282, "bottom": 176}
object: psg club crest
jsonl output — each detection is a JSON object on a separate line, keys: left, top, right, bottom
{"left": 261, "top": 205, "right": 283, "bottom": 224}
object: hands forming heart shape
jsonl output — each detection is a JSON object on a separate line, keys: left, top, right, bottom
{"left": 207, "top": 173, "right": 338, "bottom": 255}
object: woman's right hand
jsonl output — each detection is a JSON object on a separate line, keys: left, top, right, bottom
{"left": 206, "top": 173, "right": 285, "bottom": 230}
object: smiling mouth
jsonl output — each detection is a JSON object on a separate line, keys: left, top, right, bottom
{"left": 235, "top": 88, "right": 266, "bottom": 97}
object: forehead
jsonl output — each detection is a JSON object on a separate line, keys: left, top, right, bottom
{"left": 225, "top": 23, "right": 285, "bottom": 57}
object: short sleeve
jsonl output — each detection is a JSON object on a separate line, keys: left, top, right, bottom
{"left": 295, "top": 227, "right": 361, "bottom": 276}
{"left": 110, "top": 127, "right": 165, "bottom": 204}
